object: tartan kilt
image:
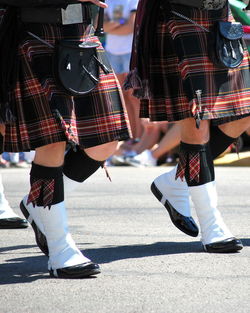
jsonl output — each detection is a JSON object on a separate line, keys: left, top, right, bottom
{"left": 1, "top": 11, "right": 130, "bottom": 152}
{"left": 140, "top": 3, "right": 250, "bottom": 125}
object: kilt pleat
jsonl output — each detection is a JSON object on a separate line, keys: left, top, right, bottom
{"left": 140, "top": 2, "right": 250, "bottom": 124}
{"left": 1, "top": 12, "right": 130, "bottom": 152}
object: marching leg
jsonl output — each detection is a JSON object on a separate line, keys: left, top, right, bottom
{"left": 150, "top": 125, "right": 238, "bottom": 238}
{"left": 178, "top": 141, "right": 243, "bottom": 253}
{"left": 20, "top": 162, "right": 100, "bottom": 278}
{"left": 151, "top": 165, "right": 198, "bottom": 237}
{"left": 189, "top": 181, "right": 242, "bottom": 252}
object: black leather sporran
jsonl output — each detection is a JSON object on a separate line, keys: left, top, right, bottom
{"left": 56, "top": 40, "right": 100, "bottom": 96}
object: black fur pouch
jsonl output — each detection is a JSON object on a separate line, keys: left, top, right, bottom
{"left": 214, "top": 21, "right": 244, "bottom": 69}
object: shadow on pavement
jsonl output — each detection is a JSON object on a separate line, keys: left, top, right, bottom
{"left": 1, "top": 239, "right": 249, "bottom": 284}
{"left": 0, "top": 241, "right": 202, "bottom": 284}
{"left": 84, "top": 238, "right": 250, "bottom": 264}
{"left": 0, "top": 245, "right": 48, "bottom": 285}
{"left": 83, "top": 241, "right": 203, "bottom": 264}
{"left": 0, "top": 244, "right": 37, "bottom": 253}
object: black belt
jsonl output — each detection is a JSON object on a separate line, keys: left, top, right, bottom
{"left": 20, "top": 3, "right": 92, "bottom": 25}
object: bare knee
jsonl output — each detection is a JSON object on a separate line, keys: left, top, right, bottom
{"left": 180, "top": 118, "right": 210, "bottom": 144}
{"left": 34, "top": 142, "right": 66, "bottom": 167}
{"left": 219, "top": 116, "right": 250, "bottom": 138}
{"left": 84, "top": 141, "right": 119, "bottom": 161}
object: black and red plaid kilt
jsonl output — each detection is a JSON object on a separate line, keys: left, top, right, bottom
{"left": 0, "top": 9, "right": 130, "bottom": 152}
{"left": 140, "top": 3, "right": 250, "bottom": 124}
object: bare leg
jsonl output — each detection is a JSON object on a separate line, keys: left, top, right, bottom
{"left": 0, "top": 124, "right": 5, "bottom": 136}
{"left": 151, "top": 117, "right": 239, "bottom": 244}
{"left": 21, "top": 140, "right": 101, "bottom": 278}
{"left": 34, "top": 140, "right": 119, "bottom": 165}
{"left": 181, "top": 118, "right": 210, "bottom": 144}
{"left": 180, "top": 118, "right": 241, "bottom": 252}
{"left": 219, "top": 115, "right": 250, "bottom": 138}
{"left": 131, "top": 121, "right": 162, "bottom": 154}
{"left": 151, "top": 118, "right": 209, "bottom": 237}
{"left": 151, "top": 123, "right": 181, "bottom": 160}
{"left": 85, "top": 140, "right": 119, "bottom": 161}
{"left": 34, "top": 141, "right": 66, "bottom": 167}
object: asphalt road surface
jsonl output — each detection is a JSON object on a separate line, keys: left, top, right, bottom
{"left": 0, "top": 166, "right": 249, "bottom": 313}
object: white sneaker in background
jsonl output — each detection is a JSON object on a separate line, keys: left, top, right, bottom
{"left": 126, "top": 150, "right": 157, "bottom": 167}
{"left": 123, "top": 150, "right": 137, "bottom": 158}
{"left": 110, "top": 150, "right": 137, "bottom": 166}
{"left": 9, "top": 161, "right": 30, "bottom": 168}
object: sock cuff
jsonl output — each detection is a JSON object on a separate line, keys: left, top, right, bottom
{"left": 177, "top": 141, "right": 214, "bottom": 186}
{"left": 63, "top": 147, "right": 104, "bottom": 183}
{"left": 28, "top": 163, "right": 64, "bottom": 208}
{"left": 30, "top": 162, "right": 63, "bottom": 179}
{"left": 180, "top": 141, "right": 207, "bottom": 152}
{"left": 210, "top": 125, "right": 236, "bottom": 141}
{"left": 210, "top": 126, "right": 238, "bottom": 159}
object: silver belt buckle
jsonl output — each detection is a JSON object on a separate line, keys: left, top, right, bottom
{"left": 61, "top": 3, "right": 83, "bottom": 25}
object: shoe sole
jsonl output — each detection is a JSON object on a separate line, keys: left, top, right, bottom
{"left": 49, "top": 268, "right": 101, "bottom": 279}
{"left": 20, "top": 201, "right": 49, "bottom": 256}
{"left": 203, "top": 242, "right": 243, "bottom": 253}
{"left": 0, "top": 221, "right": 28, "bottom": 229}
{"left": 151, "top": 182, "right": 198, "bottom": 237}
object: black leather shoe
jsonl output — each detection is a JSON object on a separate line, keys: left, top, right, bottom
{"left": 0, "top": 216, "right": 28, "bottom": 229}
{"left": 49, "top": 262, "right": 101, "bottom": 278}
{"left": 151, "top": 182, "right": 199, "bottom": 237}
{"left": 204, "top": 237, "right": 243, "bottom": 253}
{"left": 20, "top": 200, "right": 49, "bottom": 256}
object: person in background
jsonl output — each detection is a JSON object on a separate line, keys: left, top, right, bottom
{"left": 23, "top": 151, "right": 35, "bottom": 164}
{"left": 7, "top": 152, "right": 30, "bottom": 168}
{"left": 0, "top": 0, "right": 130, "bottom": 279}
{"left": 0, "top": 154, "right": 9, "bottom": 168}
{"left": 1, "top": 151, "right": 35, "bottom": 167}
{"left": 112, "top": 122, "right": 181, "bottom": 167}
{"left": 126, "top": 0, "right": 250, "bottom": 253}
{"left": 104, "top": 0, "right": 142, "bottom": 139}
